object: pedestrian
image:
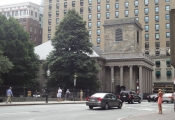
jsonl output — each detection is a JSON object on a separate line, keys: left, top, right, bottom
{"left": 6, "top": 87, "right": 13, "bottom": 104}
{"left": 57, "top": 87, "right": 62, "bottom": 102}
{"left": 157, "top": 89, "right": 163, "bottom": 114}
{"left": 65, "top": 89, "right": 70, "bottom": 101}
{"left": 80, "top": 90, "right": 83, "bottom": 101}
{"left": 173, "top": 92, "right": 175, "bottom": 111}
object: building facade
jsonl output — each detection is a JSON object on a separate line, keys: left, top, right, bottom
{"left": 42, "top": 0, "right": 175, "bottom": 92}
{"left": 0, "top": 2, "right": 43, "bottom": 46}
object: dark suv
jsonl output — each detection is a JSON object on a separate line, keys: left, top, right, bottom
{"left": 119, "top": 91, "right": 141, "bottom": 104}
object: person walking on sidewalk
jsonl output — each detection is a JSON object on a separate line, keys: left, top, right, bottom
{"left": 65, "top": 89, "right": 70, "bottom": 101}
{"left": 157, "top": 89, "right": 163, "bottom": 114}
{"left": 6, "top": 87, "right": 13, "bottom": 104}
{"left": 57, "top": 87, "right": 62, "bottom": 102}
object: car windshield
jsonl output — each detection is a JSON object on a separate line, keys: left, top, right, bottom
{"left": 91, "top": 93, "right": 106, "bottom": 98}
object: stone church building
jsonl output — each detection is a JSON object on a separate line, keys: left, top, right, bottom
{"left": 35, "top": 18, "right": 154, "bottom": 98}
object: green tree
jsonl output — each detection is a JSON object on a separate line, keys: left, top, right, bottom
{"left": 0, "top": 14, "right": 39, "bottom": 87}
{"left": 44, "top": 9, "right": 100, "bottom": 90}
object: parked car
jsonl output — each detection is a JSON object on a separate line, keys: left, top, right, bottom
{"left": 33, "top": 92, "right": 41, "bottom": 98}
{"left": 86, "top": 93, "right": 123, "bottom": 110}
{"left": 119, "top": 91, "right": 141, "bottom": 104}
{"left": 162, "top": 93, "right": 174, "bottom": 103}
{"left": 147, "top": 94, "right": 158, "bottom": 102}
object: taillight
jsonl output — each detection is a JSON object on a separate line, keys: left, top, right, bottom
{"left": 168, "top": 96, "right": 172, "bottom": 98}
{"left": 118, "top": 95, "right": 120, "bottom": 98}
{"left": 129, "top": 95, "right": 131, "bottom": 98}
{"left": 97, "top": 98, "right": 102, "bottom": 101}
{"left": 147, "top": 96, "right": 149, "bottom": 98}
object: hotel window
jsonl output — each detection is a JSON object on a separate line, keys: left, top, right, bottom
{"left": 56, "top": 18, "right": 59, "bottom": 24}
{"left": 97, "top": 21, "right": 100, "bottom": 28}
{"left": 89, "top": 0, "right": 92, "bottom": 5}
{"left": 106, "top": 12, "right": 110, "bottom": 19}
{"left": 155, "top": 42, "right": 160, "bottom": 49}
{"left": 48, "top": 12, "right": 51, "bottom": 17}
{"left": 48, "top": 34, "right": 51, "bottom": 40}
{"left": 72, "top": 1, "right": 75, "bottom": 7}
{"left": 97, "top": 13, "right": 100, "bottom": 20}
{"left": 115, "top": 11, "right": 119, "bottom": 18}
{"left": 34, "top": 28, "right": 37, "bottom": 33}
{"left": 145, "top": 25, "right": 149, "bottom": 32}
{"left": 155, "top": 6, "right": 159, "bottom": 13}
{"left": 155, "top": 33, "right": 160, "bottom": 40}
{"left": 97, "top": 0, "right": 100, "bottom": 4}
{"left": 20, "top": 10, "right": 23, "bottom": 15}
{"left": 97, "top": 38, "right": 100, "bottom": 44}
{"left": 15, "top": 11, "right": 18, "bottom": 16}
{"left": 64, "top": 10, "right": 67, "bottom": 15}
{"left": 64, "top": 2, "right": 67, "bottom": 8}
{"left": 166, "top": 0, "right": 170, "bottom": 2}
{"left": 57, "top": 0, "right": 59, "bottom": 2}
{"left": 88, "top": 22, "right": 92, "bottom": 29}
{"left": 166, "top": 14, "right": 169, "bottom": 20}
{"left": 80, "top": 0, "right": 83, "bottom": 6}
{"left": 166, "top": 23, "right": 170, "bottom": 29}
{"left": 88, "top": 6, "right": 92, "bottom": 13}
{"left": 125, "top": 10, "right": 129, "bottom": 17}
{"left": 48, "top": 19, "right": 51, "bottom": 24}
{"left": 49, "top": 4, "right": 52, "bottom": 10}
{"left": 155, "top": 24, "right": 159, "bottom": 31}
{"left": 145, "top": 34, "right": 149, "bottom": 40}
{"left": 144, "top": 16, "right": 149, "bottom": 23}
{"left": 97, "top": 6, "right": 101, "bottom": 12}
{"left": 30, "top": 26, "right": 32, "bottom": 32}
{"left": 106, "top": 4, "right": 110, "bottom": 11}
{"left": 166, "top": 41, "right": 170, "bottom": 47}
{"left": 145, "top": 42, "right": 149, "bottom": 49}
{"left": 115, "top": 3, "right": 119, "bottom": 9}
{"left": 154, "top": 0, "right": 159, "bottom": 5}
{"left": 166, "top": 32, "right": 170, "bottom": 38}
{"left": 89, "top": 30, "right": 92, "bottom": 36}
{"left": 144, "top": 8, "right": 149, "bottom": 15}
{"left": 134, "top": 1, "right": 138, "bottom": 7}
{"left": 155, "top": 15, "right": 159, "bottom": 22}
{"left": 89, "top": 38, "right": 92, "bottom": 42}
{"left": 125, "top": 2, "right": 129, "bottom": 8}
{"left": 56, "top": 3, "right": 59, "bottom": 9}
{"left": 115, "top": 29, "right": 122, "bottom": 41}
{"left": 88, "top": 14, "right": 92, "bottom": 20}
{"left": 155, "top": 51, "right": 160, "bottom": 56}
{"left": 48, "top": 26, "right": 51, "bottom": 31}
{"left": 97, "top": 29, "right": 100, "bottom": 36}
{"left": 80, "top": 8, "right": 83, "bottom": 13}
{"left": 49, "top": 0, "right": 52, "bottom": 3}
{"left": 165, "top": 5, "right": 170, "bottom": 11}
{"left": 144, "top": 0, "right": 148, "bottom": 6}
{"left": 56, "top": 11, "right": 59, "bottom": 16}
{"left": 134, "top": 9, "right": 138, "bottom": 16}
{"left": 145, "top": 51, "right": 149, "bottom": 55}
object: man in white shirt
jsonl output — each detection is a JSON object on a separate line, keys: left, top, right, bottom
{"left": 57, "top": 87, "right": 62, "bottom": 102}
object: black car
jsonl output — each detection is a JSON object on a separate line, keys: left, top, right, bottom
{"left": 147, "top": 94, "right": 158, "bottom": 102}
{"left": 119, "top": 91, "right": 141, "bottom": 104}
{"left": 86, "top": 93, "right": 123, "bottom": 110}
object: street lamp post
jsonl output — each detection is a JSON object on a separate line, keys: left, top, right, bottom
{"left": 46, "top": 69, "right": 50, "bottom": 103}
{"left": 23, "top": 85, "right": 26, "bottom": 97}
{"left": 112, "top": 78, "right": 114, "bottom": 94}
{"left": 73, "top": 72, "right": 78, "bottom": 102}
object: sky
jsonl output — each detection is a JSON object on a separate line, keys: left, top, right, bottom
{"left": 0, "top": 0, "right": 42, "bottom": 6}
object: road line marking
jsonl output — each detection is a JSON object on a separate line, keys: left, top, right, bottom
{"left": 0, "top": 112, "right": 30, "bottom": 116}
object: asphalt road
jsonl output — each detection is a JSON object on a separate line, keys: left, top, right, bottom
{"left": 0, "top": 102, "right": 174, "bottom": 120}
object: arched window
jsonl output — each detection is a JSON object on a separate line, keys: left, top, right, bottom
{"left": 115, "top": 29, "right": 122, "bottom": 41}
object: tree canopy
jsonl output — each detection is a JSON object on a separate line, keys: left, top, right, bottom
{"left": 0, "top": 14, "right": 39, "bottom": 87}
{"left": 44, "top": 9, "right": 100, "bottom": 90}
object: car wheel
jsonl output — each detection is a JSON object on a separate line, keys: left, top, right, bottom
{"left": 128, "top": 102, "right": 130, "bottom": 104}
{"left": 138, "top": 99, "right": 141, "bottom": 103}
{"left": 118, "top": 103, "right": 122, "bottom": 109}
{"left": 89, "top": 106, "right": 93, "bottom": 109}
{"left": 131, "top": 99, "right": 134, "bottom": 104}
{"left": 148, "top": 99, "right": 150, "bottom": 102}
{"left": 104, "top": 103, "right": 109, "bottom": 110}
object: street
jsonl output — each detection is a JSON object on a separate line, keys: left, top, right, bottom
{"left": 0, "top": 102, "right": 174, "bottom": 120}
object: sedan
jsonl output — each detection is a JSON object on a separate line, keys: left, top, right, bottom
{"left": 162, "top": 93, "right": 174, "bottom": 103}
{"left": 147, "top": 94, "right": 158, "bottom": 102}
{"left": 86, "top": 93, "right": 122, "bottom": 110}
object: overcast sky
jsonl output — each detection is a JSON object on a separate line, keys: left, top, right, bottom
{"left": 0, "top": 0, "right": 42, "bottom": 6}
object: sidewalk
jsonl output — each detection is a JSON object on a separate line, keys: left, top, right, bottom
{"left": 120, "top": 110, "right": 175, "bottom": 120}
{"left": 0, "top": 101, "right": 86, "bottom": 106}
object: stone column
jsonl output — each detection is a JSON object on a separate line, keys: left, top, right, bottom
{"left": 142, "top": 67, "right": 145, "bottom": 94}
{"left": 129, "top": 66, "right": 133, "bottom": 90}
{"left": 139, "top": 65, "right": 143, "bottom": 100}
{"left": 145, "top": 68, "right": 148, "bottom": 93}
{"left": 120, "top": 66, "right": 123, "bottom": 86}
{"left": 110, "top": 66, "right": 114, "bottom": 93}
{"left": 150, "top": 70, "right": 153, "bottom": 93}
